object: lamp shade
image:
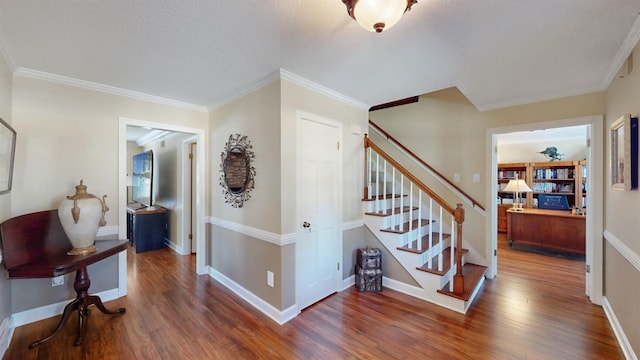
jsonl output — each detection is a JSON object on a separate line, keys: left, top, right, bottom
{"left": 503, "top": 179, "right": 532, "bottom": 193}
{"left": 344, "top": 0, "right": 416, "bottom": 33}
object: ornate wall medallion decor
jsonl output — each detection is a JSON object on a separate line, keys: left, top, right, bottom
{"left": 219, "top": 134, "right": 255, "bottom": 208}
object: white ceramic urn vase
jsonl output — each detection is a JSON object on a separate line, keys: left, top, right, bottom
{"left": 58, "top": 180, "right": 109, "bottom": 255}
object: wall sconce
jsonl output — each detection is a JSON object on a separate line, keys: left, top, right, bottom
{"left": 342, "top": 0, "right": 417, "bottom": 33}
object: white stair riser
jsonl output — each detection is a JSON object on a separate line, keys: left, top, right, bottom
{"left": 363, "top": 214, "right": 477, "bottom": 314}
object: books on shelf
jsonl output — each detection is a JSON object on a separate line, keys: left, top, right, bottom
{"left": 498, "top": 170, "right": 522, "bottom": 179}
{"left": 533, "top": 167, "right": 574, "bottom": 179}
{"left": 531, "top": 182, "right": 573, "bottom": 193}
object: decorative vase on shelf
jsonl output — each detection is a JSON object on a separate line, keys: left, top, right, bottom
{"left": 58, "top": 180, "right": 109, "bottom": 255}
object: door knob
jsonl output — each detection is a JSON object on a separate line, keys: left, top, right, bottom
{"left": 302, "top": 221, "right": 311, "bottom": 228}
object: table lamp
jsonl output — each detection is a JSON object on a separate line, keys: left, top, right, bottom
{"left": 503, "top": 174, "right": 532, "bottom": 211}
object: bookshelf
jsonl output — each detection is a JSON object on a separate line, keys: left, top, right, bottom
{"left": 497, "top": 162, "right": 529, "bottom": 206}
{"left": 497, "top": 163, "right": 528, "bottom": 232}
{"left": 497, "top": 161, "right": 587, "bottom": 232}
{"left": 531, "top": 160, "right": 579, "bottom": 208}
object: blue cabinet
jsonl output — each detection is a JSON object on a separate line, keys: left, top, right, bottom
{"left": 126, "top": 206, "right": 168, "bottom": 253}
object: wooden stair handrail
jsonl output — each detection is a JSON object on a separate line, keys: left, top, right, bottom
{"left": 365, "top": 135, "right": 455, "bottom": 215}
{"left": 365, "top": 135, "right": 466, "bottom": 295}
{"left": 369, "top": 120, "right": 485, "bottom": 212}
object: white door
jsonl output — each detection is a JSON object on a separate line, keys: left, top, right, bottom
{"left": 296, "top": 113, "right": 341, "bottom": 311}
{"left": 190, "top": 142, "right": 198, "bottom": 253}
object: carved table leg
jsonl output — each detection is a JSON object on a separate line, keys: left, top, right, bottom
{"left": 28, "top": 266, "right": 126, "bottom": 349}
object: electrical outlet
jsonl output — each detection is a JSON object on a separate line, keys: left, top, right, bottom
{"left": 52, "top": 276, "right": 64, "bottom": 287}
{"left": 267, "top": 271, "right": 274, "bottom": 288}
{"left": 473, "top": 173, "right": 480, "bottom": 183}
{"left": 453, "top": 174, "right": 460, "bottom": 183}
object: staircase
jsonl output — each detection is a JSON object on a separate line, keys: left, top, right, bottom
{"left": 363, "top": 136, "right": 486, "bottom": 314}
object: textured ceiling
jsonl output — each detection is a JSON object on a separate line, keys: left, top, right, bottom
{"left": 1, "top": 1, "right": 639, "bottom": 111}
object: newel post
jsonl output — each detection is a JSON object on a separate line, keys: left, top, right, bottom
{"left": 363, "top": 134, "right": 369, "bottom": 200}
{"left": 453, "top": 203, "right": 465, "bottom": 295}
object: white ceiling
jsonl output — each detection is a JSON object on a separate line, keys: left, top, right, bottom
{"left": 1, "top": 1, "right": 639, "bottom": 111}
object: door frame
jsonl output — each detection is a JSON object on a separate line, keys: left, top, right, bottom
{"left": 118, "top": 117, "right": 207, "bottom": 296}
{"left": 181, "top": 136, "right": 198, "bottom": 255}
{"left": 485, "top": 115, "right": 603, "bottom": 304}
{"left": 295, "top": 110, "right": 343, "bottom": 311}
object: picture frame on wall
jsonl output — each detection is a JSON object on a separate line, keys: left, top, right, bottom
{"left": 611, "top": 114, "right": 638, "bottom": 191}
{"left": 0, "top": 117, "right": 16, "bottom": 195}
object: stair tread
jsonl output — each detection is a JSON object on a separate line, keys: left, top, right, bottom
{"left": 437, "top": 263, "right": 487, "bottom": 301}
{"left": 380, "top": 219, "right": 432, "bottom": 234}
{"left": 365, "top": 206, "right": 417, "bottom": 217}
{"left": 397, "top": 232, "right": 450, "bottom": 254}
{"left": 416, "top": 247, "right": 468, "bottom": 275}
{"left": 362, "top": 194, "right": 406, "bottom": 201}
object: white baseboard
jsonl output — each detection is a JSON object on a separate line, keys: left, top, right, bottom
{"left": 602, "top": 296, "right": 638, "bottom": 360}
{"left": 0, "top": 316, "right": 14, "bottom": 360}
{"left": 207, "top": 267, "right": 299, "bottom": 325}
{"left": 342, "top": 275, "right": 355, "bottom": 290}
{"left": 164, "top": 239, "right": 188, "bottom": 255}
{"left": 11, "top": 288, "right": 121, "bottom": 327}
{"left": 382, "top": 276, "right": 427, "bottom": 299}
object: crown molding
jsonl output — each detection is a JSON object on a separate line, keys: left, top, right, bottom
{"left": 474, "top": 14, "right": 640, "bottom": 112}
{"left": 601, "top": 13, "right": 640, "bottom": 89}
{"left": 208, "top": 68, "right": 370, "bottom": 112}
{"left": 279, "top": 69, "right": 369, "bottom": 110}
{"left": 13, "top": 67, "right": 209, "bottom": 113}
{"left": 0, "top": 36, "right": 16, "bottom": 73}
{"left": 473, "top": 83, "right": 605, "bottom": 112}
{"left": 208, "top": 71, "right": 282, "bottom": 112}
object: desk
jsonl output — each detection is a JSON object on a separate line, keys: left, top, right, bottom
{"left": 0, "top": 210, "right": 127, "bottom": 348}
{"left": 507, "top": 208, "right": 585, "bottom": 256}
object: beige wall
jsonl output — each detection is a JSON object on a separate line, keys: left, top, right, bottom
{"left": 0, "top": 52, "right": 13, "bottom": 323}
{"left": 10, "top": 76, "right": 208, "bottom": 312}
{"left": 604, "top": 42, "right": 640, "bottom": 355}
{"left": 210, "top": 81, "right": 282, "bottom": 232}
{"left": 370, "top": 87, "right": 605, "bottom": 205}
{"left": 280, "top": 80, "right": 369, "bottom": 230}
{"left": 209, "top": 80, "right": 286, "bottom": 308}
{"left": 369, "top": 88, "right": 605, "bottom": 282}
{"left": 209, "top": 78, "right": 368, "bottom": 310}
{"left": 12, "top": 76, "right": 208, "bottom": 223}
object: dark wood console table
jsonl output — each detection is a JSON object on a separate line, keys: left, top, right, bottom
{"left": 0, "top": 210, "right": 128, "bottom": 348}
{"left": 507, "top": 208, "right": 585, "bottom": 256}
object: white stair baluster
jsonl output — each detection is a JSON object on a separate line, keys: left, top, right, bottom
{"left": 417, "top": 191, "right": 422, "bottom": 251}
{"left": 383, "top": 160, "right": 387, "bottom": 214}
{"left": 449, "top": 215, "right": 455, "bottom": 292}
{"left": 428, "top": 198, "right": 433, "bottom": 269}
{"left": 391, "top": 167, "right": 396, "bottom": 228}
{"left": 375, "top": 153, "right": 380, "bottom": 213}
{"left": 438, "top": 206, "right": 443, "bottom": 272}
{"left": 409, "top": 183, "right": 413, "bottom": 248}
{"left": 367, "top": 147, "right": 372, "bottom": 199}
{"left": 400, "top": 175, "right": 404, "bottom": 234}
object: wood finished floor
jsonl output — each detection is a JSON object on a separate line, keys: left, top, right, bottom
{"left": 4, "top": 235, "right": 623, "bottom": 359}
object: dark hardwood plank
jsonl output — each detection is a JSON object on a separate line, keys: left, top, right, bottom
{"left": 4, "top": 235, "right": 623, "bottom": 359}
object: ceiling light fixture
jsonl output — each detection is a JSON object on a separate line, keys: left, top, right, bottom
{"left": 342, "top": 0, "right": 417, "bottom": 33}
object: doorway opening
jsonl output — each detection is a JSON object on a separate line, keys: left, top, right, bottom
{"left": 118, "top": 117, "right": 207, "bottom": 296}
{"left": 486, "top": 115, "right": 603, "bottom": 304}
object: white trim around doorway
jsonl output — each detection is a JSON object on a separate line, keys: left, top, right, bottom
{"left": 485, "top": 115, "right": 603, "bottom": 305}
{"left": 118, "top": 118, "right": 207, "bottom": 295}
